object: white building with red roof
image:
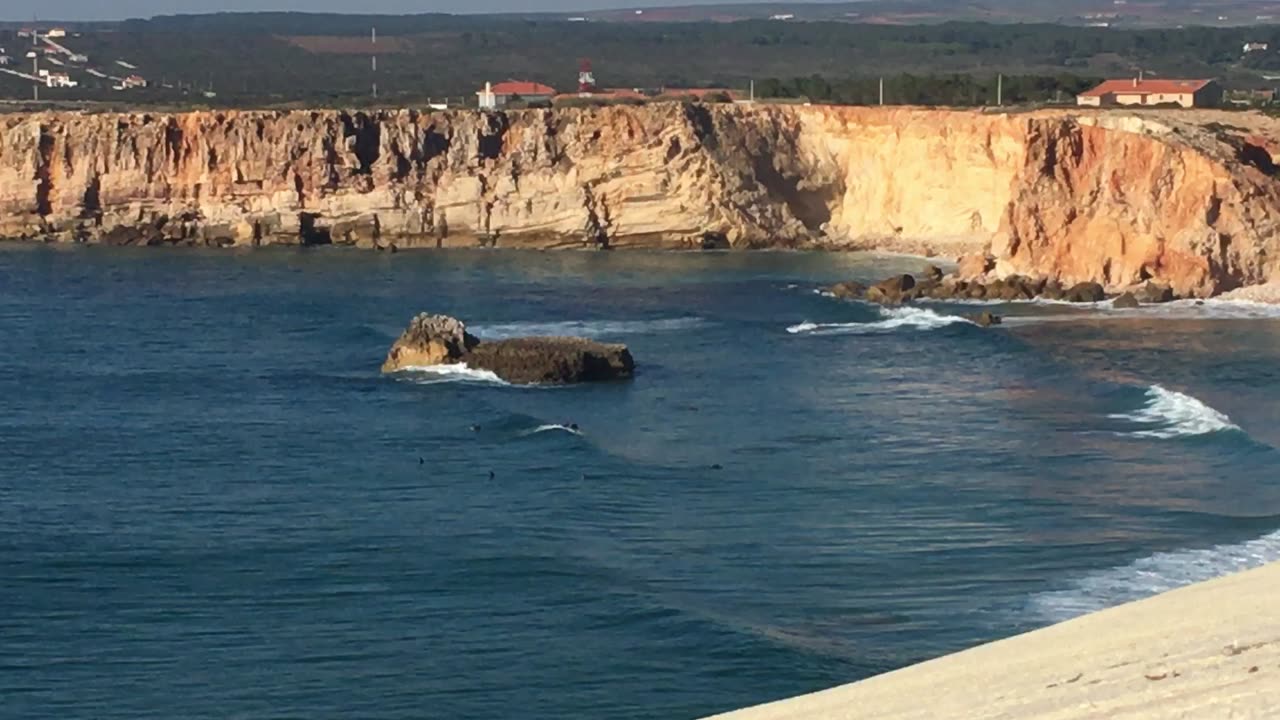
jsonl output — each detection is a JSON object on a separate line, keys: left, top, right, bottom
{"left": 477, "top": 80, "right": 557, "bottom": 109}
{"left": 1076, "top": 78, "right": 1221, "bottom": 109}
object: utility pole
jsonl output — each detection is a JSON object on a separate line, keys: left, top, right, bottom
{"left": 32, "top": 28, "right": 40, "bottom": 102}
{"left": 997, "top": 73, "right": 1003, "bottom": 107}
{"left": 371, "top": 27, "right": 378, "bottom": 100}
{"left": 879, "top": 77, "right": 884, "bottom": 106}
{"left": 749, "top": 78, "right": 755, "bottom": 103}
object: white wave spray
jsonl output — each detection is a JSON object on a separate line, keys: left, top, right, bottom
{"left": 392, "top": 363, "right": 508, "bottom": 386}
{"left": 519, "top": 424, "right": 583, "bottom": 436}
{"left": 1109, "top": 385, "right": 1240, "bottom": 439}
{"left": 477, "top": 317, "right": 703, "bottom": 340}
{"left": 1028, "top": 529, "right": 1280, "bottom": 623}
{"left": 787, "top": 306, "right": 972, "bottom": 335}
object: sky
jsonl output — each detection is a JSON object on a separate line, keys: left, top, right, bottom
{"left": 6, "top": 0, "right": 830, "bottom": 22}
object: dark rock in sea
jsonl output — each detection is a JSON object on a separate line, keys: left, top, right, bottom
{"left": 974, "top": 311, "right": 1002, "bottom": 327}
{"left": 381, "top": 312, "right": 634, "bottom": 384}
{"left": 1112, "top": 292, "right": 1141, "bottom": 309}
{"left": 467, "top": 337, "right": 635, "bottom": 385}
{"left": 1003, "top": 275, "right": 1038, "bottom": 301}
{"left": 1063, "top": 281, "right": 1106, "bottom": 303}
{"left": 866, "top": 274, "right": 917, "bottom": 305}
{"left": 828, "top": 281, "right": 867, "bottom": 299}
{"left": 1133, "top": 281, "right": 1175, "bottom": 304}
{"left": 1040, "top": 279, "right": 1065, "bottom": 301}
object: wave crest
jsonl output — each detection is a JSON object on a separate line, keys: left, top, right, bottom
{"left": 392, "top": 363, "right": 508, "bottom": 386}
{"left": 520, "top": 424, "right": 583, "bottom": 436}
{"left": 1028, "top": 529, "right": 1280, "bottom": 623}
{"left": 1109, "top": 385, "right": 1239, "bottom": 439}
{"left": 477, "top": 317, "right": 702, "bottom": 340}
{"left": 787, "top": 307, "right": 972, "bottom": 335}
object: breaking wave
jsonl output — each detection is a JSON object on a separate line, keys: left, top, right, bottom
{"left": 1028, "top": 529, "right": 1280, "bottom": 623}
{"left": 476, "top": 317, "right": 703, "bottom": 340}
{"left": 392, "top": 363, "right": 508, "bottom": 386}
{"left": 1109, "top": 385, "right": 1240, "bottom": 439}
{"left": 520, "top": 423, "right": 583, "bottom": 436}
{"left": 787, "top": 307, "right": 972, "bottom": 335}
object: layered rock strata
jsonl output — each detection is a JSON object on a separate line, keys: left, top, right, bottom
{"left": 3, "top": 105, "right": 1280, "bottom": 296}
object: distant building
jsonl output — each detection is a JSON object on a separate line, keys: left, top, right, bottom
{"left": 46, "top": 28, "right": 67, "bottom": 38}
{"left": 1244, "top": 42, "right": 1270, "bottom": 53}
{"left": 68, "top": 53, "right": 88, "bottom": 63}
{"left": 45, "top": 72, "right": 77, "bottom": 88}
{"left": 770, "top": 13, "right": 796, "bottom": 20}
{"left": 1076, "top": 78, "right": 1220, "bottom": 108}
{"left": 114, "top": 75, "right": 148, "bottom": 90}
{"left": 0, "top": 55, "right": 10, "bottom": 66}
{"left": 476, "top": 80, "right": 557, "bottom": 109}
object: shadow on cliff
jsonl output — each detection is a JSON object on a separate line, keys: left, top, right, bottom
{"left": 750, "top": 153, "right": 839, "bottom": 232}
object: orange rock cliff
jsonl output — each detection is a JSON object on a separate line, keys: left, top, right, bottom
{"left": 2, "top": 104, "right": 1278, "bottom": 297}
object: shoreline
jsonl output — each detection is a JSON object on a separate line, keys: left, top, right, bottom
{"left": 4, "top": 105, "right": 1278, "bottom": 298}
{"left": 704, "top": 561, "right": 1280, "bottom": 719}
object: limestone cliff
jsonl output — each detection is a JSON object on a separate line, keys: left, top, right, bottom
{"left": 2, "top": 104, "right": 1279, "bottom": 296}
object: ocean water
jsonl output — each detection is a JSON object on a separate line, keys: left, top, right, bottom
{"left": 3, "top": 244, "right": 1280, "bottom": 719}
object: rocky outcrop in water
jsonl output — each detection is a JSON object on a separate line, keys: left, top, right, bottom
{"left": 4, "top": 105, "right": 1280, "bottom": 296}
{"left": 382, "top": 313, "right": 634, "bottom": 384}
{"left": 829, "top": 270, "right": 1174, "bottom": 307}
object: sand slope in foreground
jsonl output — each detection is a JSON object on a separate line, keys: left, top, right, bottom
{"left": 707, "top": 561, "right": 1280, "bottom": 719}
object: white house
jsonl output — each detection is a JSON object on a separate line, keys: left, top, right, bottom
{"left": 45, "top": 72, "right": 77, "bottom": 88}
{"left": 114, "top": 74, "right": 147, "bottom": 90}
{"left": 46, "top": 28, "right": 67, "bottom": 38}
{"left": 1245, "top": 42, "right": 1270, "bottom": 53}
{"left": 476, "top": 80, "right": 557, "bottom": 109}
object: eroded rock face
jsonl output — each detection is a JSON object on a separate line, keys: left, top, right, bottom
{"left": 381, "top": 313, "right": 480, "bottom": 372}
{"left": 381, "top": 313, "right": 633, "bottom": 384}
{"left": 5, "top": 106, "right": 1280, "bottom": 296}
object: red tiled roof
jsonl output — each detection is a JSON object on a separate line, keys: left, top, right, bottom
{"left": 1079, "top": 78, "right": 1213, "bottom": 97}
{"left": 488, "top": 81, "right": 557, "bottom": 96}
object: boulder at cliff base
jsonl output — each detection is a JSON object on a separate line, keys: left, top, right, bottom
{"left": 382, "top": 313, "right": 634, "bottom": 385}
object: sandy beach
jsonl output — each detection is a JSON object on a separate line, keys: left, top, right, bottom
{"left": 707, "top": 561, "right": 1280, "bottom": 719}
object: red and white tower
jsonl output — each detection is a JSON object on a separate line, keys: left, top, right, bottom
{"left": 578, "top": 58, "right": 596, "bottom": 95}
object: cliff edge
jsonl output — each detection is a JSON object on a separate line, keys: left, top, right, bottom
{"left": 2, "top": 104, "right": 1279, "bottom": 297}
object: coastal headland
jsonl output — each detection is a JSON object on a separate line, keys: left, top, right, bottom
{"left": 705, "top": 560, "right": 1280, "bottom": 719}
{"left": 3, "top": 104, "right": 1280, "bottom": 297}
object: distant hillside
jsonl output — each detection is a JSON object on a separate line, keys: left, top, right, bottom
{"left": 4, "top": 12, "right": 1280, "bottom": 107}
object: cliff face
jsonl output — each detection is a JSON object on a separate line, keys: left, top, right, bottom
{"left": 2, "top": 104, "right": 1278, "bottom": 296}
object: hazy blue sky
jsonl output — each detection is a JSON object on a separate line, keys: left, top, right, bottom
{"left": 8, "top": 0, "right": 817, "bottom": 21}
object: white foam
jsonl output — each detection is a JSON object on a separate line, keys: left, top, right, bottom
{"left": 393, "top": 363, "right": 508, "bottom": 386}
{"left": 1028, "top": 529, "right": 1280, "bottom": 623}
{"left": 520, "top": 424, "right": 583, "bottom": 436}
{"left": 787, "top": 306, "right": 973, "bottom": 335}
{"left": 1109, "top": 384, "right": 1240, "bottom": 439}
{"left": 934, "top": 297, "right": 1280, "bottom": 322}
{"left": 1119, "top": 298, "right": 1280, "bottom": 320}
{"left": 476, "top": 317, "right": 703, "bottom": 340}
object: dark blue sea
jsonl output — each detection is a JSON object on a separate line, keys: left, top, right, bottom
{"left": 4, "top": 244, "right": 1280, "bottom": 719}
